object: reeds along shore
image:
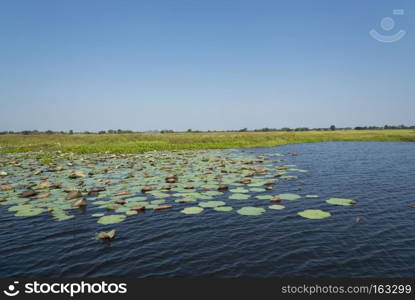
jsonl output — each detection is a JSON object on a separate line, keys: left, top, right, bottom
{"left": 0, "top": 130, "right": 414, "bottom": 154}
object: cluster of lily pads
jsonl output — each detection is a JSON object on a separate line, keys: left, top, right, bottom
{"left": 0, "top": 150, "right": 357, "bottom": 240}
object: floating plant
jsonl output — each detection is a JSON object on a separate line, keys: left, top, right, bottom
{"left": 277, "top": 193, "right": 301, "bottom": 200}
{"left": 97, "top": 214, "right": 126, "bottom": 225}
{"left": 325, "top": 198, "right": 357, "bottom": 206}
{"left": 214, "top": 206, "right": 233, "bottom": 212}
{"left": 229, "top": 194, "right": 250, "bottom": 200}
{"left": 181, "top": 207, "right": 204, "bottom": 214}
{"left": 237, "top": 206, "right": 266, "bottom": 216}
{"left": 298, "top": 209, "right": 331, "bottom": 219}
{"left": 269, "top": 205, "right": 285, "bottom": 210}
{"left": 198, "top": 201, "right": 225, "bottom": 208}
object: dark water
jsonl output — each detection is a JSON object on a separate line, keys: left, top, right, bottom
{"left": 1, "top": 142, "right": 415, "bottom": 278}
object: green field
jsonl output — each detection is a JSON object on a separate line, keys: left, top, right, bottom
{"left": 0, "top": 130, "right": 414, "bottom": 154}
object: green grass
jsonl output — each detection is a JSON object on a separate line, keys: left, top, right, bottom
{"left": 0, "top": 130, "right": 414, "bottom": 154}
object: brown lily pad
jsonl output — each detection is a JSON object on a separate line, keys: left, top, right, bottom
{"left": 72, "top": 198, "right": 88, "bottom": 207}
{"left": 131, "top": 205, "right": 145, "bottom": 211}
{"left": 19, "top": 190, "right": 38, "bottom": 198}
{"left": 65, "top": 190, "right": 82, "bottom": 200}
{"left": 154, "top": 205, "right": 172, "bottom": 211}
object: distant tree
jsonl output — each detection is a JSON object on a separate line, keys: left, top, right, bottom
{"left": 69, "top": 130, "right": 74, "bottom": 134}
{"left": 239, "top": 128, "right": 248, "bottom": 132}
{"left": 187, "top": 129, "right": 192, "bottom": 132}
{"left": 98, "top": 130, "right": 106, "bottom": 134}
{"left": 330, "top": 125, "right": 336, "bottom": 131}
{"left": 281, "top": 127, "right": 292, "bottom": 132}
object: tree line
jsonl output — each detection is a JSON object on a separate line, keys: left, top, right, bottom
{"left": 0, "top": 124, "right": 414, "bottom": 135}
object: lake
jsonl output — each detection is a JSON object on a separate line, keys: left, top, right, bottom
{"left": 1, "top": 142, "right": 414, "bottom": 277}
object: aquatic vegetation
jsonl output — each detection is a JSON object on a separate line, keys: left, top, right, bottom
{"left": 96, "top": 229, "right": 116, "bottom": 240}
{"left": 230, "top": 188, "right": 249, "bottom": 193}
{"left": 269, "top": 205, "right": 285, "bottom": 210}
{"left": 97, "top": 215, "right": 126, "bottom": 225}
{"left": 249, "top": 188, "right": 266, "bottom": 192}
{"left": 92, "top": 213, "right": 105, "bottom": 217}
{"left": 229, "top": 193, "right": 250, "bottom": 200}
{"left": 181, "top": 207, "right": 204, "bottom": 214}
{"left": 0, "top": 147, "right": 360, "bottom": 238}
{"left": 298, "top": 209, "right": 331, "bottom": 219}
{"left": 325, "top": 198, "right": 357, "bottom": 206}
{"left": 214, "top": 206, "right": 233, "bottom": 212}
{"left": 255, "top": 195, "right": 273, "bottom": 200}
{"left": 14, "top": 206, "right": 45, "bottom": 217}
{"left": 198, "top": 201, "right": 225, "bottom": 208}
{"left": 237, "top": 206, "right": 266, "bottom": 216}
{"left": 277, "top": 193, "right": 301, "bottom": 200}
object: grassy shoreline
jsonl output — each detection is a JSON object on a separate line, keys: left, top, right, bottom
{"left": 0, "top": 130, "right": 414, "bottom": 154}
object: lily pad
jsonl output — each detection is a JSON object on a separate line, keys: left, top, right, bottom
{"left": 256, "top": 195, "right": 273, "bottom": 200}
{"left": 237, "top": 206, "right": 266, "bottom": 216}
{"left": 269, "top": 204, "right": 285, "bottom": 210}
{"left": 92, "top": 213, "right": 105, "bottom": 217}
{"left": 298, "top": 209, "right": 331, "bottom": 219}
{"left": 181, "top": 207, "right": 204, "bottom": 214}
{"left": 326, "top": 198, "right": 357, "bottom": 206}
{"left": 249, "top": 188, "right": 266, "bottom": 192}
{"left": 229, "top": 193, "right": 250, "bottom": 200}
{"left": 97, "top": 214, "right": 126, "bottom": 225}
{"left": 278, "top": 193, "right": 301, "bottom": 200}
{"left": 15, "top": 207, "right": 45, "bottom": 217}
{"left": 199, "top": 201, "right": 225, "bottom": 208}
{"left": 230, "top": 188, "right": 249, "bottom": 193}
{"left": 214, "top": 206, "right": 233, "bottom": 212}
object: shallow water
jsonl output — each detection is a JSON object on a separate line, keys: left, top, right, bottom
{"left": 1, "top": 142, "right": 415, "bottom": 277}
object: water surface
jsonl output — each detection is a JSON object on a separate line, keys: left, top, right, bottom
{"left": 1, "top": 142, "right": 414, "bottom": 277}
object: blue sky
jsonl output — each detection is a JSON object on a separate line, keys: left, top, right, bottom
{"left": 0, "top": 0, "right": 414, "bottom": 131}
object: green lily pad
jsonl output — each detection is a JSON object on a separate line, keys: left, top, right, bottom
{"left": 92, "top": 213, "right": 105, "bottom": 217}
{"left": 230, "top": 188, "right": 249, "bottom": 193}
{"left": 198, "top": 201, "right": 225, "bottom": 208}
{"left": 229, "top": 193, "right": 250, "bottom": 200}
{"left": 298, "top": 209, "right": 331, "bottom": 219}
{"left": 237, "top": 206, "right": 265, "bottom": 216}
{"left": 214, "top": 206, "right": 233, "bottom": 212}
{"left": 305, "top": 195, "right": 319, "bottom": 198}
{"left": 278, "top": 193, "right": 301, "bottom": 200}
{"left": 15, "top": 207, "right": 45, "bottom": 217}
{"left": 97, "top": 214, "right": 126, "bottom": 225}
{"left": 269, "top": 204, "right": 285, "bottom": 210}
{"left": 181, "top": 207, "right": 204, "bottom": 214}
{"left": 326, "top": 198, "right": 357, "bottom": 206}
{"left": 255, "top": 195, "right": 273, "bottom": 200}
{"left": 249, "top": 188, "right": 266, "bottom": 192}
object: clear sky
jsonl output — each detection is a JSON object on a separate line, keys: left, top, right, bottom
{"left": 0, "top": 0, "right": 414, "bottom": 132}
